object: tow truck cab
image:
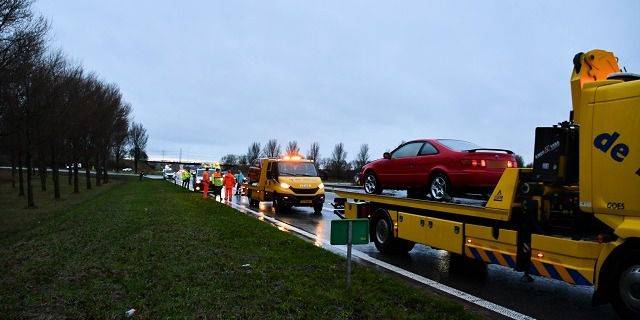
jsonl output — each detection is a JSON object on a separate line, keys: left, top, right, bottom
{"left": 247, "top": 157, "right": 325, "bottom": 214}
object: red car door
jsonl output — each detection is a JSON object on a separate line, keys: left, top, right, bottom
{"left": 385, "top": 142, "right": 423, "bottom": 187}
{"left": 413, "top": 142, "right": 440, "bottom": 186}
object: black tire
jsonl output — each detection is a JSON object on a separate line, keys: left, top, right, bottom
{"left": 248, "top": 190, "right": 259, "bottom": 207}
{"left": 429, "top": 173, "right": 450, "bottom": 201}
{"left": 372, "top": 209, "right": 414, "bottom": 254}
{"left": 363, "top": 172, "right": 382, "bottom": 194}
{"left": 313, "top": 203, "right": 323, "bottom": 215}
{"left": 273, "top": 195, "right": 288, "bottom": 214}
{"left": 611, "top": 252, "right": 640, "bottom": 319}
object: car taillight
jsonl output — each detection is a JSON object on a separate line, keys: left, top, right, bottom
{"left": 461, "top": 159, "right": 486, "bottom": 167}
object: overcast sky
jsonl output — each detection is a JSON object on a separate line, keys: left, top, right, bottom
{"left": 35, "top": 1, "right": 639, "bottom": 163}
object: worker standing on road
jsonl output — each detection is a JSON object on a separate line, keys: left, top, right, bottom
{"left": 223, "top": 169, "right": 236, "bottom": 201}
{"left": 201, "top": 168, "right": 210, "bottom": 198}
{"left": 212, "top": 168, "right": 223, "bottom": 201}
{"left": 182, "top": 169, "right": 191, "bottom": 188}
{"left": 234, "top": 171, "right": 245, "bottom": 195}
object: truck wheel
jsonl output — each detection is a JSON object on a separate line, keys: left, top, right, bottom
{"left": 313, "top": 203, "right": 323, "bottom": 215}
{"left": 429, "top": 173, "right": 450, "bottom": 201}
{"left": 612, "top": 253, "right": 640, "bottom": 319}
{"left": 372, "top": 210, "right": 414, "bottom": 254}
{"left": 273, "top": 196, "right": 288, "bottom": 214}
{"left": 364, "top": 172, "right": 382, "bottom": 194}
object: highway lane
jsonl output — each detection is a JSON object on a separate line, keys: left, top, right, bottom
{"left": 174, "top": 180, "right": 618, "bottom": 320}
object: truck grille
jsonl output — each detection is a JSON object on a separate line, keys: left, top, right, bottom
{"left": 290, "top": 187, "right": 319, "bottom": 194}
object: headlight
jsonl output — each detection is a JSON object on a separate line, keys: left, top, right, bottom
{"left": 318, "top": 183, "right": 324, "bottom": 189}
{"left": 280, "top": 182, "right": 290, "bottom": 189}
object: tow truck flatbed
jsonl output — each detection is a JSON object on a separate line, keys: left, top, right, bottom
{"left": 333, "top": 190, "right": 512, "bottom": 221}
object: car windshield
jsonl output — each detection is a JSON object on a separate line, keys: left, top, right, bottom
{"left": 437, "top": 139, "right": 481, "bottom": 151}
{"left": 165, "top": 170, "right": 173, "bottom": 174}
{"left": 277, "top": 162, "right": 318, "bottom": 177}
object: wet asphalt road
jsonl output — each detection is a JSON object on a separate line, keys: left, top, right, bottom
{"left": 168, "top": 177, "right": 617, "bottom": 320}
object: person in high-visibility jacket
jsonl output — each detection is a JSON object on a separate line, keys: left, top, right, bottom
{"left": 181, "top": 169, "right": 191, "bottom": 188}
{"left": 201, "top": 168, "right": 210, "bottom": 198}
{"left": 211, "top": 168, "right": 223, "bottom": 200}
{"left": 223, "top": 169, "right": 237, "bottom": 201}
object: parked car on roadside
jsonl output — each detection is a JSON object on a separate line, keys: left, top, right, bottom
{"left": 358, "top": 139, "right": 517, "bottom": 200}
{"left": 122, "top": 167, "right": 132, "bottom": 172}
{"left": 162, "top": 168, "right": 175, "bottom": 180}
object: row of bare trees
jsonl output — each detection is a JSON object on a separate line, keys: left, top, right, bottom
{"left": 0, "top": 0, "right": 147, "bottom": 207}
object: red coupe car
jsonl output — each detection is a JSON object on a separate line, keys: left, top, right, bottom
{"left": 359, "top": 139, "right": 517, "bottom": 200}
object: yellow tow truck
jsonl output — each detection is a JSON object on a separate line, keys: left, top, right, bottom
{"left": 246, "top": 156, "right": 325, "bottom": 214}
{"left": 333, "top": 49, "right": 640, "bottom": 318}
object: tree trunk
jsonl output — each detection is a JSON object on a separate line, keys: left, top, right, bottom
{"left": 95, "top": 152, "right": 102, "bottom": 187}
{"left": 25, "top": 150, "right": 35, "bottom": 208}
{"left": 73, "top": 160, "right": 79, "bottom": 194}
{"left": 11, "top": 152, "right": 16, "bottom": 188}
{"left": 134, "top": 148, "right": 139, "bottom": 173}
{"left": 51, "top": 145, "right": 60, "bottom": 199}
{"left": 114, "top": 150, "right": 121, "bottom": 172}
{"left": 68, "top": 164, "right": 72, "bottom": 185}
{"left": 18, "top": 153, "right": 24, "bottom": 197}
{"left": 39, "top": 164, "right": 47, "bottom": 192}
{"left": 84, "top": 164, "right": 91, "bottom": 190}
{"left": 102, "top": 156, "right": 109, "bottom": 184}
{"left": 85, "top": 159, "right": 92, "bottom": 190}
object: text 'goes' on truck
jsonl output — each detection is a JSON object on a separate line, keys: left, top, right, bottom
{"left": 247, "top": 156, "right": 325, "bottom": 214}
{"left": 333, "top": 49, "right": 640, "bottom": 319}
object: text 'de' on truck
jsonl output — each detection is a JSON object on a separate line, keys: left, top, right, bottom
{"left": 333, "top": 49, "right": 640, "bottom": 318}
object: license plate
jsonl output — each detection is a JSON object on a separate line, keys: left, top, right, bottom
{"left": 300, "top": 200, "right": 313, "bottom": 204}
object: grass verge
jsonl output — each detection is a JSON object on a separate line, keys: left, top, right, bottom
{"left": 0, "top": 176, "right": 479, "bottom": 319}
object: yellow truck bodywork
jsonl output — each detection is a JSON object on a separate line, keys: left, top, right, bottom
{"left": 334, "top": 49, "right": 640, "bottom": 317}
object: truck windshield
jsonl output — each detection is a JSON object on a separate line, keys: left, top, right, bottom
{"left": 277, "top": 162, "right": 318, "bottom": 177}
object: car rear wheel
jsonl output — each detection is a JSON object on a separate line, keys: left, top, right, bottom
{"left": 429, "top": 173, "right": 450, "bottom": 201}
{"left": 364, "top": 172, "right": 382, "bottom": 194}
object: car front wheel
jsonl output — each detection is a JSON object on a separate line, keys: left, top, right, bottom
{"left": 363, "top": 172, "right": 381, "bottom": 194}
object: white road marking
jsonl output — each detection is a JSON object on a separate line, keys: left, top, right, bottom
{"left": 221, "top": 196, "right": 536, "bottom": 320}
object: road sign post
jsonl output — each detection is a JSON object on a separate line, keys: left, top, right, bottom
{"left": 330, "top": 218, "right": 369, "bottom": 289}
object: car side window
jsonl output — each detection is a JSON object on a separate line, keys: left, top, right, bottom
{"left": 419, "top": 142, "right": 438, "bottom": 155}
{"left": 391, "top": 142, "right": 424, "bottom": 159}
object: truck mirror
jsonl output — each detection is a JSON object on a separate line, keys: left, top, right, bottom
{"left": 383, "top": 152, "right": 391, "bottom": 159}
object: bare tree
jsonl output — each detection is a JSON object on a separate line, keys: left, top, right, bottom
{"left": 128, "top": 122, "right": 148, "bottom": 174}
{"left": 285, "top": 140, "right": 300, "bottom": 156}
{"left": 246, "top": 142, "right": 261, "bottom": 164}
{"left": 238, "top": 155, "right": 248, "bottom": 166}
{"left": 329, "top": 143, "right": 349, "bottom": 180}
{"left": 111, "top": 103, "right": 130, "bottom": 171}
{"left": 353, "top": 143, "right": 370, "bottom": 173}
{"left": 515, "top": 154, "right": 524, "bottom": 168}
{"left": 306, "top": 142, "right": 320, "bottom": 168}
{"left": 221, "top": 154, "right": 238, "bottom": 166}
{"left": 262, "top": 138, "right": 280, "bottom": 158}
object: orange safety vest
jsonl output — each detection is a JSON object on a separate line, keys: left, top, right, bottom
{"left": 202, "top": 171, "right": 210, "bottom": 185}
{"left": 223, "top": 172, "right": 236, "bottom": 188}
